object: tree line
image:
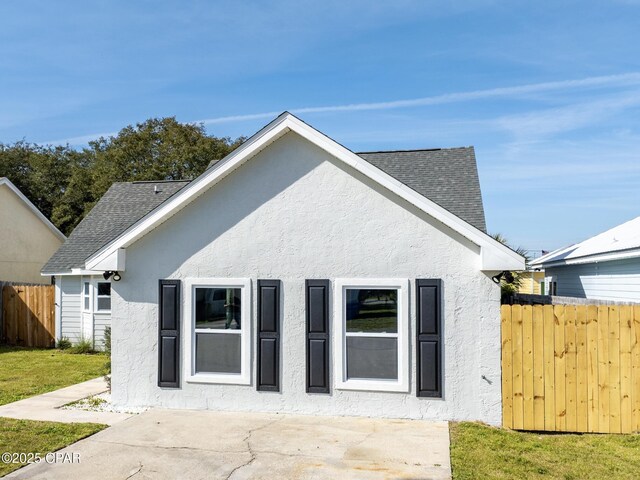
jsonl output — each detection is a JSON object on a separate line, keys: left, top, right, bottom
{"left": 0, "top": 118, "right": 244, "bottom": 235}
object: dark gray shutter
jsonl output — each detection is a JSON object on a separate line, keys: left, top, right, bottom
{"left": 257, "top": 280, "right": 281, "bottom": 391}
{"left": 306, "top": 280, "right": 330, "bottom": 393}
{"left": 416, "top": 279, "right": 442, "bottom": 397}
{"left": 158, "top": 279, "right": 181, "bottom": 388}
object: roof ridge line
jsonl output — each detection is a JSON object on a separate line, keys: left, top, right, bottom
{"left": 357, "top": 146, "right": 472, "bottom": 154}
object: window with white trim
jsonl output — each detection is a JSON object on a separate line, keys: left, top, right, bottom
{"left": 185, "top": 279, "right": 251, "bottom": 385}
{"left": 83, "top": 282, "right": 90, "bottom": 311}
{"left": 96, "top": 282, "right": 111, "bottom": 311}
{"left": 334, "top": 279, "right": 409, "bottom": 392}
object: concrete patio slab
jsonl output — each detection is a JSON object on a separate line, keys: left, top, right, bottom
{"left": 0, "top": 378, "right": 132, "bottom": 425}
{"left": 5, "top": 408, "right": 452, "bottom": 479}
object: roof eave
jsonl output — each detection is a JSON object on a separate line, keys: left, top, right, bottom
{"left": 535, "top": 246, "right": 640, "bottom": 268}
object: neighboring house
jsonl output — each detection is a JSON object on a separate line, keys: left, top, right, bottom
{"left": 531, "top": 216, "right": 640, "bottom": 302}
{"left": 44, "top": 113, "right": 523, "bottom": 423}
{"left": 518, "top": 270, "right": 546, "bottom": 295}
{"left": 0, "top": 177, "right": 65, "bottom": 284}
{"left": 41, "top": 181, "right": 188, "bottom": 350}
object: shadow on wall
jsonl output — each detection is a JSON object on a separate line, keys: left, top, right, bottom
{"left": 119, "top": 132, "right": 325, "bottom": 304}
{"left": 119, "top": 131, "right": 484, "bottom": 306}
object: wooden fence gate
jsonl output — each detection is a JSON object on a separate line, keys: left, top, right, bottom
{"left": 502, "top": 304, "right": 640, "bottom": 433}
{"left": 1, "top": 285, "right": 55, "bottom": 348}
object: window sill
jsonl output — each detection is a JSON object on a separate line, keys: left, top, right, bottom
{"left": 186, "top": 373, "right": 250, "bottom": 386}
{"left": 335, "top": 378, "right": 408, "bottom": 393}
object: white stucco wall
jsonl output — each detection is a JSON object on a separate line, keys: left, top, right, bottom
{"left": 111, "top": 132, "right": 502, "bottom": 424}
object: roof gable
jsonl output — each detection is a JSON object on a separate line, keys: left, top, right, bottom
{"left": 82, "top": 112, "right": 522, "bottom": 272}
{"left": 0, "top": 177, "right": 65, "bottom": 242}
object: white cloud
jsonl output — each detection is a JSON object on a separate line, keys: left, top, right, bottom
{"left": 197, "top": 72, "right": 640, "bottom": 125}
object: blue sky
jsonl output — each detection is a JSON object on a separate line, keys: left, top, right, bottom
{"left": 1, "top": 1, "right": 639, "bottom": 252}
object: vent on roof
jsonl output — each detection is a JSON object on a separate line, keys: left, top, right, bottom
{"left": 154, "top": 185, "right": 161, "bottom": 194}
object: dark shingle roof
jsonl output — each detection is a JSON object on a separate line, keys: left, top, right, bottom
{"left": 42, "top": 180, "right": 190, "bottom": 273}
{"left": 358, "top": 147, "right": 486, "bottom": 232}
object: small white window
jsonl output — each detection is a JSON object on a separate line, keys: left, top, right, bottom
{"left": 96, "top": 282, "right": 111, "bottom": 311}
{"left": 185, "top": 278, "right": 251, "bottom": 385}
{"left": 334, "top": 279, "right": 409, "bottom": 392}
{"left": 83, "top": 282, "right": 90, "bottom": 311}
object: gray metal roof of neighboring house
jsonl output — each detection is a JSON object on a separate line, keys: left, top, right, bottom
{"left": 41, "top": 180, "right": 190, "bottom": 274}
{"left": 358, "top": 147, "right": 487, "bottom": 232}
{"left": 43, "top": 146, "right": 487, "bottom": 274}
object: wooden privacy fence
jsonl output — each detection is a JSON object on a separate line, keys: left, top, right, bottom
{"left": 502, "top": 304, "right": 640, "bottom": 433}
{"left": 1, "top": 285, "right": 55, "bottom": 348}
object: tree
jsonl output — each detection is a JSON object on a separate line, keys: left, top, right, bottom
{"left": 51, "top": 151, "right": 96, "bottom": 235}
{"left": 0, "top": 141, "right": 73, "bottom": 223}
{"left": 88, "top": 117, "right": 244, "bottom": 204}
{"left": 1, "top": 117, "right": 244, "bottom": 235}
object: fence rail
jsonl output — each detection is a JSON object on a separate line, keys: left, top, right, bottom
{"left": 1, "top": 285, "right": 55, "bottom": 348}
{"left": 502, "top": 304, "right": 640, "bottom": 433}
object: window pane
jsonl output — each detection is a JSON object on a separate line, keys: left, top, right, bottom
{"left": 346, "top": 336, "right": 398, "bottom": 380}
{"left": 84, "top": 282, "right": 90, "bottom": 295}
{"left": 84, "top": 296, "right": 90, "bottom": 310}
{"left": 97, "top": 283, "right": 111, "bottom": 296}
{"left": 345, "top": 289, "right": 398, "bottom": 333}
{"left": 97, "top": 297, "right": 111, "bottom": 311}
{"left": 195, "top": 333, "right": 241, "bottom": 374}
{"left": 195, "top": 288, "right": 241, "bottom": 329}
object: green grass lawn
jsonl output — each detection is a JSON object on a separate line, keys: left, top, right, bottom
{"left": 0, "top": 346, "right": 106, "bottom": 406}
{"left": 0, "top": 418, "right": 105, "bottom": 476}
{"left": 450, "top": 422, "right": 640, "bottom": 480}
{"left": 0, "top": 346, "right": 108, "bottom": 475}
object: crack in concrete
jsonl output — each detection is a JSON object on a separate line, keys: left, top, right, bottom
{"left": 125, "top": 462, "right": 143, "bottom": 479}
{"left": 93, "top": 439, "right": 248, "bottom": 454}
{"left": 225, "top": 417, "right": 284, "bottom": 480}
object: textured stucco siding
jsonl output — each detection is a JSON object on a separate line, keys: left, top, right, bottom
{"left": 0, "top": 184, "right": 62, "bottom": 283}
{"left": 60, "top": 276, "right": 82, "bottom": 342}
{"left": 111, "top": 132, "right": 502, "bottom": 424}
{"left": 548, "top": 258, "right": 640, "bottom": 302}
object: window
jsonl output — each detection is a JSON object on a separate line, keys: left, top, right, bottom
{"left": 96, "top": 282, "right": 111, "bottom": 311}
{"left": 334, "top": 279, "right": 409, "bottom": 392}
{"left": 185, "top": 278, "right": 251, "bottom": 385}
{"left": 83, "top": 282, "right": 90, "bottom": 311}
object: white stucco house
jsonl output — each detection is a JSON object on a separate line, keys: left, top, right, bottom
{"left": 43, "top": 113, "right": 523, "bottom": 423}
{"left": 531, "top": 216, "right": 640, "bottom": 302}
{"left": 0, "top": 177, "right": 65, "bottom": 284}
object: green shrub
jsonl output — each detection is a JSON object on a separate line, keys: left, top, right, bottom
{"left": 68, "top": 338, "right": 95, "bottom": 354}
{"left": 57, "top": 338, "right": 72, "bottom": 350}
{"left": 103, "top": 327, "right": 111, "bottom": 392}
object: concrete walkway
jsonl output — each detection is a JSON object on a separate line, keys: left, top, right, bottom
{"left": 5, "top": 409, "right": 452, "bottom": 479}
{"left": 0, "top": 378, "right": 132, "bottom": 425}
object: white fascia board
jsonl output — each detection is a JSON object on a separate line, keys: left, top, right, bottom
{"left": 85, "top": 113, "right": 525, "bottom": 272}
{"left": 536, "top": 247, "right": 640, "bottom": 268}
{"left": 89, "top": 248, "right": 126, "bottom": 272}
{"left": 42, "top": 269, "right": 104, "bottom": 276}
{"left": 0, "top": 177, "right": 66, "bottom": 241}
{"left": 529, "top": 244, "right": 576, "bottom": 267}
